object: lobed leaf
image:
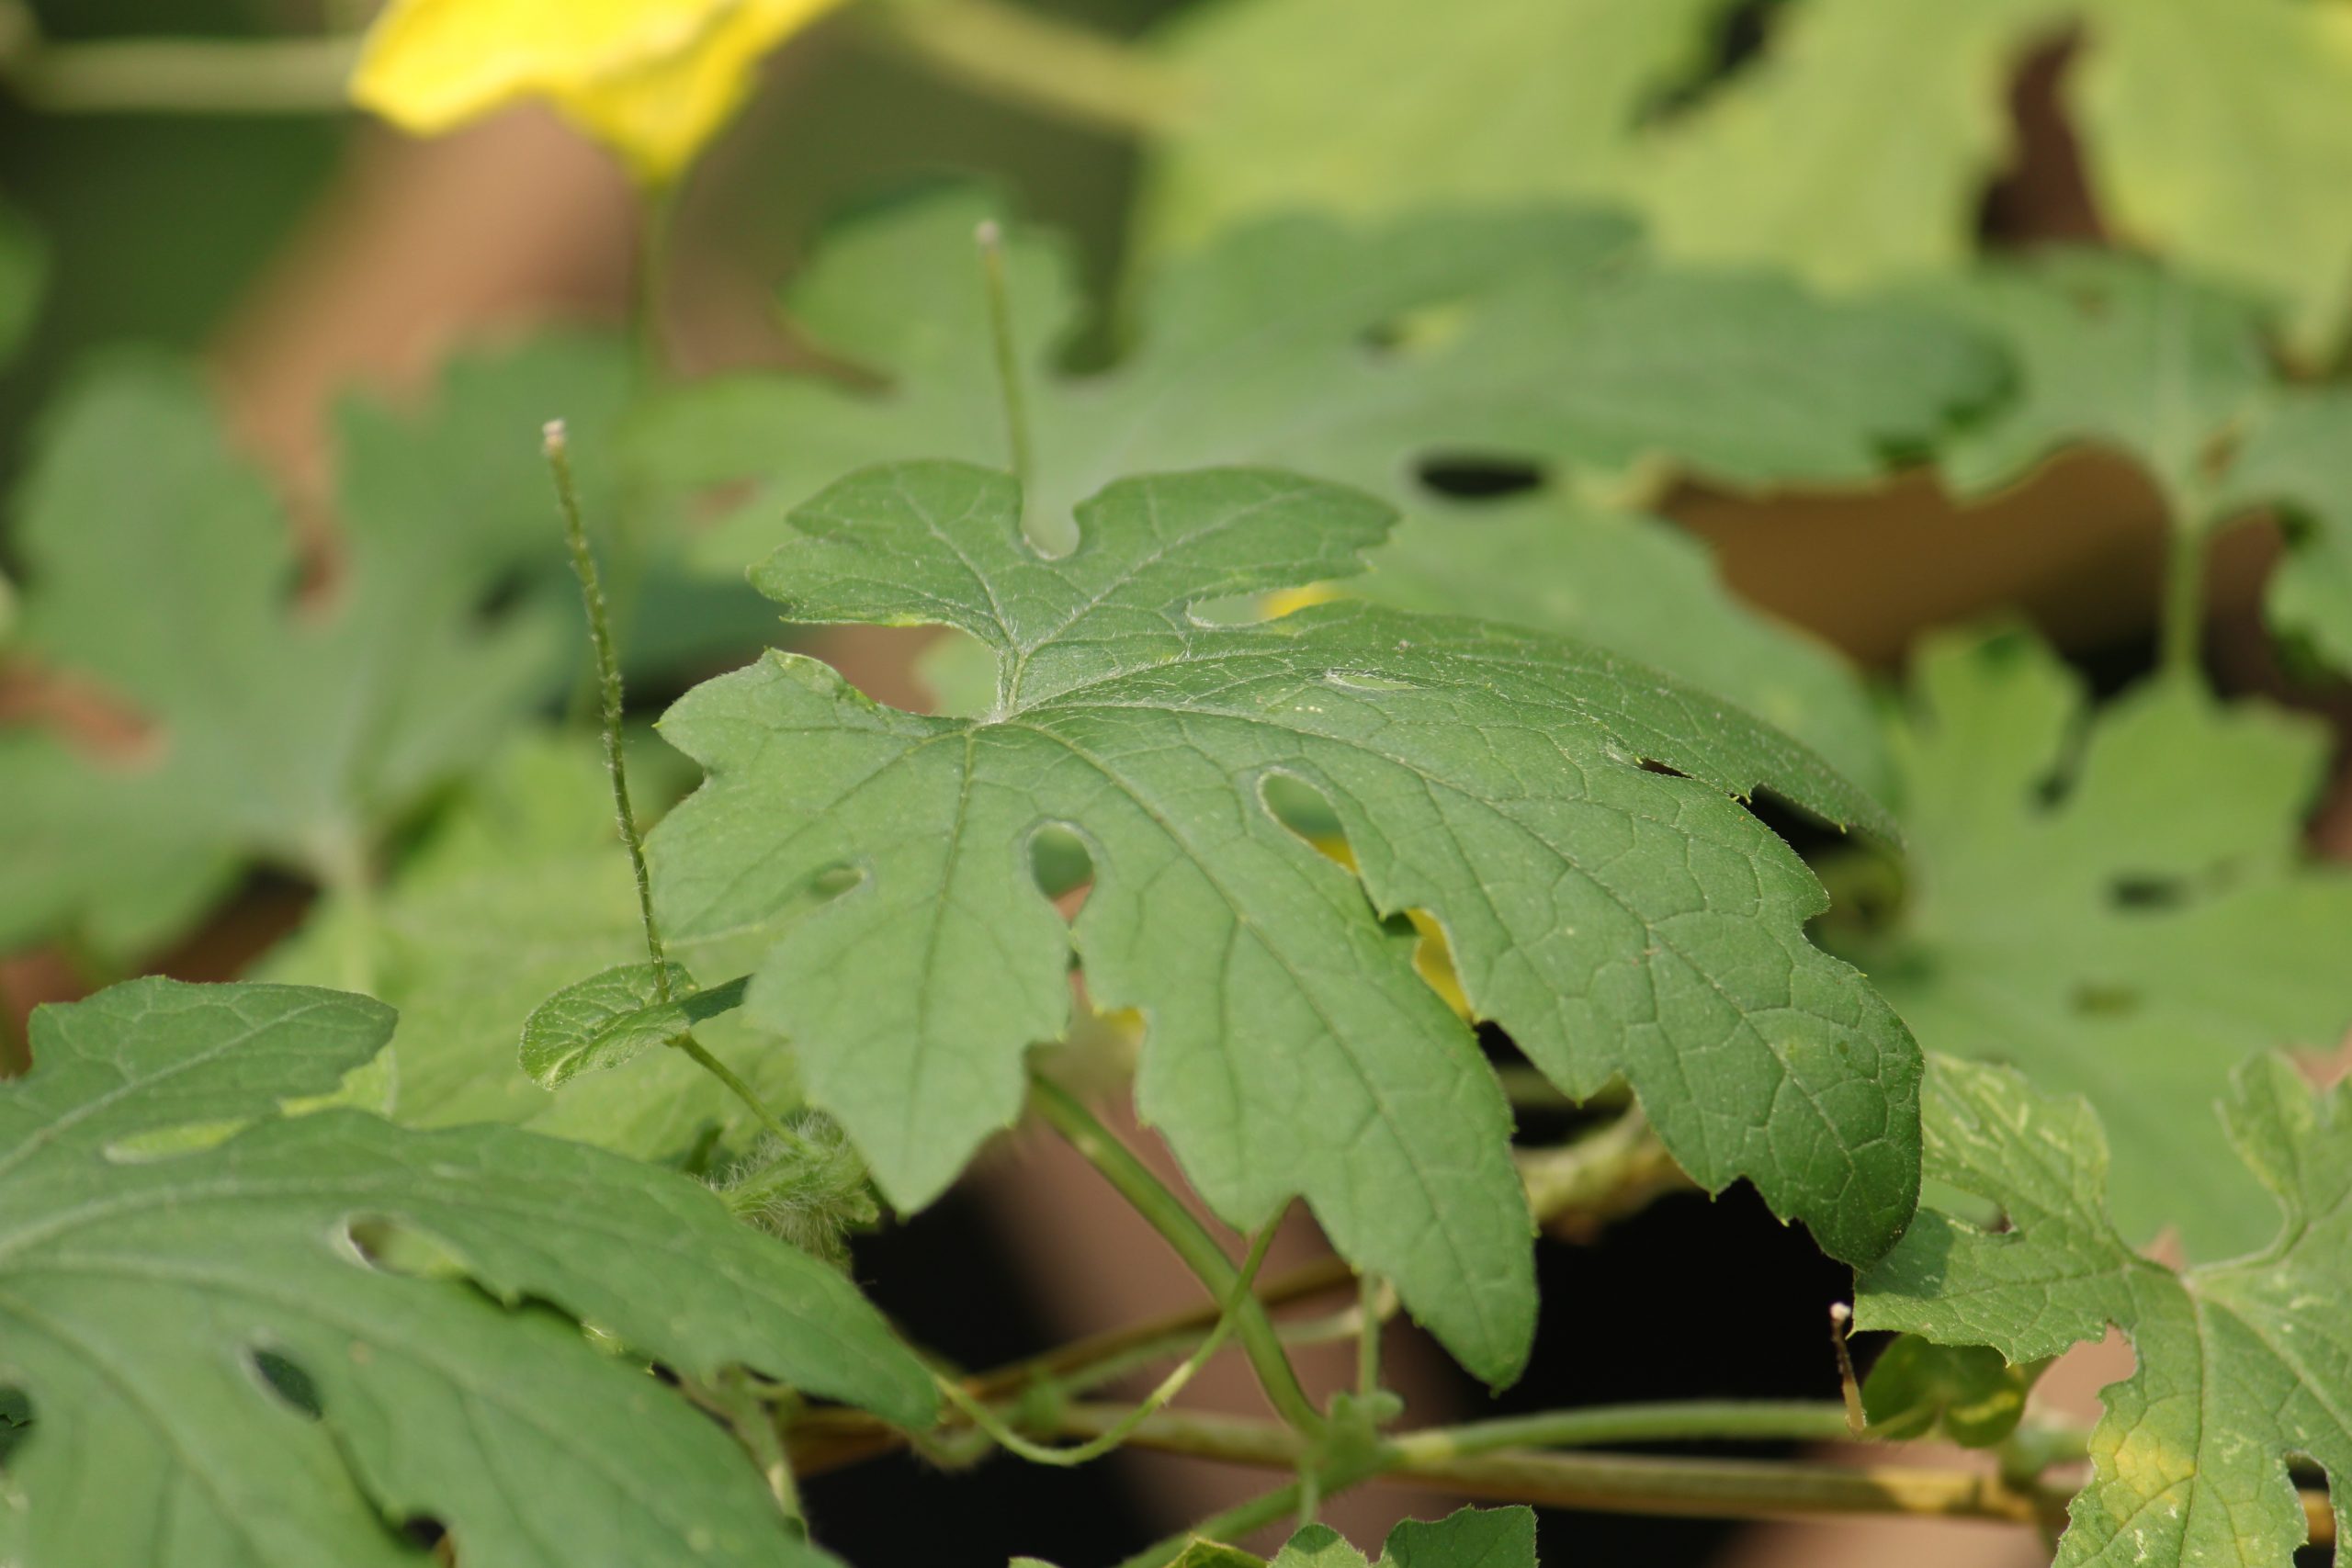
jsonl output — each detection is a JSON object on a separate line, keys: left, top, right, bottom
{"left": 1145, "top": 0, "right": 2352, "bottom": 354}
{"left": 1858, "top": 1054, "right": 2352, "bottom": 1567}
{"left": 1926, "top": 252, "right": 2352, "bottom": 678}
{"left": 0, "top": 977, "right": 933, "bottom": 1568}
{"left": 0, "top": 343, "right": 628, "bottom": 963}
{"left": 651, "top": 458, "right": 1920, "bottom": 1382}
{"left": 1825, "top": 629, "right": 2352, "bottom": 1258}
{"left": 632, "top": 192, "right": 2003, "bottom": 794}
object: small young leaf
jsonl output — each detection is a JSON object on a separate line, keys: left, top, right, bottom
{"left": 1858, "top": 1054, "right": 2352, "bottom": 1568}
{"left": 521, "top": 963, "right": 750, "bottom": 1087}
{"left": 1860, "top": 1337, "right": 2043, "bottom": 1447}
{"left": 652, "top": 459, "right": 1919, "bottom": 1383}
{"left": 1827, "top": 629, "right": 2352, "bottom": 1257}
{"left": 0, "top": 977, "right": 933, "bottom": 1568}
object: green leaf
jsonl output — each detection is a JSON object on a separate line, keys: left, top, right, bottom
{"left": 0, "top": 340, "right": 629, "bottom": 964}
{"left": 1263, "top": 1507, "right": 1538, "bottom": 1568}
{"left": 261, "top": 735, "right": 792, "bottom": 1162}
{"left": 0, "top": 976, "right": 933, "bottom": 1568}
{"left": 1826, "top": 629, "right": 2352, "bottom": 1258}
{"left": 634, "top": 192, "right": 2003, "bottom": 794}
{"left": 1857, "top": 1054, "right": 2352, "bottom": 1567}
{"left": 1928, "top": 252, "right": 2352, "bottom": 678}
{"left": 651, "top": 458, "right": 1919, "bottom": 1382}
{"left": 1860, "top": 1336, "right": 2042, "bottom": 1447}
{"left": 521, "top": 963, "right": 751, "bottom": 1088}
{"left": 1142, "top": 0, "right": 1731, "bottom": 253}
{"left": 1146, "top": 0, "right": 2352, "bottom": 354}
{"left": 2216, "top": 391, "right": 2352, "bottom": 679}
{"left": 1928, "top": 252, "right": 2271, "bottom": 511}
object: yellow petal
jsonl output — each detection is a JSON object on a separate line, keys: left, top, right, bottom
{"left": 353, "top": 0, "right": 848, "bottom": 183}
{"left": 552, "top": 0, "right": 851, "bottom": 182}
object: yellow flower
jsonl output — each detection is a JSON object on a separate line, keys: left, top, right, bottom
{"left": 351, "top": 0, "right": 851, "bottom": 185}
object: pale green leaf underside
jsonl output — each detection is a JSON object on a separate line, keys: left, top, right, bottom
{"left": 631, "top": 192, "right": 2003, "bottom": 795}
{"left": 1838, "top": 630, "right": 2352, "bottom": 1258}
{"left": 651, "top": 459, "right": 1919, "bottom": 1382}
{"left": 1858, "top": 1054, "right": 2352, "bottom": 1568}
{"left": 0, "top": 978, "right": 933, "bottom": 1568}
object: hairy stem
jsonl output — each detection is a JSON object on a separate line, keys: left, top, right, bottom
{"left": 545, "top": 421, "right": 670, "bottom": 1000}
{"left": 547, "top": 423, "right": 809, "bottom": 1154}
{"left": 1027, "top": 1074, "right": 1326, "bottom": 1435}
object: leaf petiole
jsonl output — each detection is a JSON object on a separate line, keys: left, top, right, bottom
{"left": 1027, "top": 1073, "right": 1326, "bottom": 1436}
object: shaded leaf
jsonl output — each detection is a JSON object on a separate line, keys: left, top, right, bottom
{"left": 651, "top": 458, "right": 1919, "bottom": 1382}
{"left": 1860, "top": 1336, "right": 2042, "bottom": 1447}
{"left": 1858, "top": 1054, "right": 2352, "bottom": 1567}
{"left": 0, "top": 976, "right": 933, "bottom": 1568}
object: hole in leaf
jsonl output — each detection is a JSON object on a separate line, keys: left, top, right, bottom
{"left": 102, "top": 1118, "right": 249, "bottom": 1163}
{"left": 2109, "top": 874, "right": 2188, "bottom": 910}
{"left": 469, "top": 567, "right": 532, "bottom": 626}
{"left": 1030, "top": 823, "right": 1095, "bottom": 916}
{"left": 2071, "top": 981, "right": 2141, "bottom": 1018}
{"left": 341, "top": 1215, "right": 469, "bottom": 1282}
{"left": 0, "top": 1387, "right": 30, "bottom": 1465}
{"left": 400, "top": 1516, "right": 450, "bottom": 1551}
{"left": 1414, "top": 455, "right": 1547, "bottom": 503}
{"left": 1260, "top": 772, "right": 1350, "bottom": 862}
{"left": 246, "top": 1347, "right": 323, "bottom": 1419}
{"left": 1360, "top": 299, "right": 1472, "bottom": 359}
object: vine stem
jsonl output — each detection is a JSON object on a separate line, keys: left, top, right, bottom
{"left": 546, "top": 422, "right": 805, "bottom": 1152}
{"left": 974, "top": 219, "right": 1034, "bottom": 495}
{"left": 2157, "top": 521, "right": 2208, "bottom": 683}
{"left": 0, "top": 18, "right": 360, "bottom": 114}
{"left": 1028, "top": 1074, "right": 1326, "bottom": 1436}
{"left": 1055, "top": 1403, "right": 2059, "bottom": 1530}
{"left": 933, "top": 1226, "right": 1280, "bottom": 1467}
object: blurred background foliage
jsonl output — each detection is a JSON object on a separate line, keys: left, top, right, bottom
{"left": 2, "top": 2, "right": 2349, "bottom": 1563}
